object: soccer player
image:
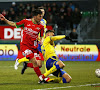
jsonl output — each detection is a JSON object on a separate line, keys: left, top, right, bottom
{"left": 39, "top": 30, "right": 72, "bottom": 83}
{"left": 13, "top": 7, "right": 47, "bottom": 73}
{"left": 0, "top": 9, "right": 49, "bottom": 82}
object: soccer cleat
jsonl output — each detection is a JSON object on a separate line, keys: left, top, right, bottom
{"left": 21, "top": 62, "right": 27, "bottom": 74}
{"left": 44, "top": 77, "right": 50, "bottom": 82}
{"left": 39, "top": 75, "right": 44, "bottom": 81}
{"left": 38, "top": 75, "right": 50, "bottom": 84}
{"left": 49, "top": 74, "right": 54, "bottom": 76}
{"left": 14, "top": 58, "right": 19, "bottom": 70}
{"left": 38, "top": 80, "right": 48, "bottom": 84}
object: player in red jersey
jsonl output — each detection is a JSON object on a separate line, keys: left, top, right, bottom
{"left": 0, "top": 9, "right": 49, "bottom": 82}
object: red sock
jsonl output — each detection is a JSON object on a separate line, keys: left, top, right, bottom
{"left": 27, "top": 63, "right": 33, "bottom": 68}
{"left": 33, "top": 67, "right": 42, "bottom": 77}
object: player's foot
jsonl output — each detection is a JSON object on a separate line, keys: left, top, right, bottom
{"left": 49, "top": 74, "right": 54, "bottom": 76}
{"left": 21, "top": 62, "right": 27, "bottom": 74}
{"left": 38, "top": 79, "right": 48, "bottom": 84}
{"left": 38, "top": 75, "right": 50, "bottom": 84}
{"left": 14, "top": 58, "right": 19, "bottom": 70}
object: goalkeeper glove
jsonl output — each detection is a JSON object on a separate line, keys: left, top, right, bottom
{"left": 65, "top": 36, "right": 72, "bottom": 42}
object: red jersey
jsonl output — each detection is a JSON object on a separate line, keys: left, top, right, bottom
{"left": 16, "top": 19, "right": 44, "bottom": 49}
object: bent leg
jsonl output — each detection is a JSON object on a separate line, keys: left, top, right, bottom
{"left": 62, "top": 73, "right": 72, "bottom": 83}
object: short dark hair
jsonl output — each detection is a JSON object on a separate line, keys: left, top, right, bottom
{"left": 38, "top": 6, "right": 44, "bottom": 10}
{"left": 32, "top": 9, "right": 42, "bottom": 16}
{"left": 46, "top": 30, "right": 54, "bottom": 34}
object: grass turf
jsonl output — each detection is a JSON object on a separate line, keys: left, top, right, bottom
{"left": 0, "top": 61, "right": 100, "bottom": 90}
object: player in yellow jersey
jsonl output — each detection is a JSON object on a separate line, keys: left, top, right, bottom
{"left": 14, "top": 7, "right": 47, "bottom": 71}
{"left": 39, "top": 30, "right": 72, "bottom": 83}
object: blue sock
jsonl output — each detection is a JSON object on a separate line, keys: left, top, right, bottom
{"left": 62, "top": 78, "right": 67, "bottom": 83}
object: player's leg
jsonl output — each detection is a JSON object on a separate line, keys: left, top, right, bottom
{"left": 62, "top": 73, "right": 72, "bottom": 83}
{"left": 20, "top": 45, "right": 43, "bottom": 79}
{"left": 37, "top": 60, "right": 42, "bottom": 68}
{"left": 21, "top": 51, "right": 43, "bottom": 74}
{"left": 59, "top": 69, "right": 72, "bottom": 83}
{"left": 21, "top": 62, "right": 27, "bottom": 74}
{"left": 48, "top": 69, "right": 72, "bottom": 83}
{"left": 21, "top": 60, "right": 42, "bottom": 74}
{"left": 14, "top": 51, "right": 29, "bottom": 70}
{"left": 23, "top": 50, "right": 42, "bottom": 78}
{"left": 42, "top": 56, "right": 65, "bottom": 78}
{"left": 18, "top": 57, "right": 29, "bottom": 63}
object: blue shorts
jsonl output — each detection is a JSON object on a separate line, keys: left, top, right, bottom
{"left": 46, "top": 56, "right": 66, "bottom": 77}
{"left": 37, "top": 44, "right": 41, "bottom": 52}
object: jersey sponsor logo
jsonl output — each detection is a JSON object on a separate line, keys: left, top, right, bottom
{"left": 27, "top": 24, "right": 31, "bottom": 26}
{"left": 24, "top": 27, "right": 38, "bottom": 34}
{"left": 24, "top": 27, "right": 38, "bottom": 39}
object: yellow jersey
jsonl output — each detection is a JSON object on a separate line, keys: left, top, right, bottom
{"left": 41, "top": 35, "right": 66, "bottom": 61}
{"left": 38, "top": 19, "right": 47, "bottom": 41}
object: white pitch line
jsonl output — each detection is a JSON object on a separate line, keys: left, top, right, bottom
{"left": 33, "top": 83, "right": 100, "bottom": 90}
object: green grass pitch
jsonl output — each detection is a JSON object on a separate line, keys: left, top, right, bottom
{"left": 0, "top": 61, "right": 100, "bottom": 90}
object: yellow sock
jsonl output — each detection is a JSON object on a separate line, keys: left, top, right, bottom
{"left": 18, "top": 57, "right": 29, "bottom": 63}
{"left": 44, "top": 65, "right": 57, "bottom": 77}
{"left": 48, "top": 77, "right": 63, "bottom": 83}
{"left": 44, "top": 60, "right": 48, "bottom": 72}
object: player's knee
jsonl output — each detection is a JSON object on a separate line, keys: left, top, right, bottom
{"left": 37, "top": 60, "right": 42, "bottom": 68}
{"left": 38, "top": 64, "right": 42, "bottom": 68}
{"left": 60, "top": 63, "right": 65, "bottom": 68}
{"left": 57, "top": 61, "right": 65, "bottom": 68}
{"left": 66, "top": 77, "right": 72, "bottom": 83}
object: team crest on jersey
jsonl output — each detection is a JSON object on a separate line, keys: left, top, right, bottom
{"left": 36, "top": 27, "right": 40, "bottom": 30}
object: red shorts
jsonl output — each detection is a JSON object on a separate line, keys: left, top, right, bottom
{"left": 20, "top": 45, "right": 44, "bottom": 61}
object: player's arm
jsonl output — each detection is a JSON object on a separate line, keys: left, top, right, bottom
{"left": 51, "top": 35, "right": 66, "bottom": 41}
{"left": 0, "top": 14, "right": 16, "bottom": 27}
{"left": 51, "top": 35, "right": 72, "bottom": 41}
{"left": 39, "top": 27, "right": 44, "bottom": 44}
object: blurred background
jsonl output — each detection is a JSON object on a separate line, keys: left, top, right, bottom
{"left": 0, "top": 0, "right": 99, "bottom": 48}
{"left": 0, "top": 0, "right": 99, "bottom": 59}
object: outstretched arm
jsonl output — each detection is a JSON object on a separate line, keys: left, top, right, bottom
{"left": 51, "top": 35, "right": 72, "bottom": 41}
{"left": 0, "top": 14, "right": 16, "bottom": 27}
{"left": 51, "top": 35, "right": 66, "bottom": 41}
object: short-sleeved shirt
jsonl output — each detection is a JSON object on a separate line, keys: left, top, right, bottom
{"left": 16, "top": 19, "right": 44, "bottom": 49}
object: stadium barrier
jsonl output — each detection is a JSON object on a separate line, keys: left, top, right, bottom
{"left": 0, "top": 26, "right": 53, "bottom": 40}
{"left": 55, "top": 44, "right": 100, "bottom": 61}
{"left": 0, "top": 44, "right": 18, "bottom": 61}
{"left": 0, "top": 44, "right": 100, "bottom": 61}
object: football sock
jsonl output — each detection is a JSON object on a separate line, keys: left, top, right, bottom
{"left": 44, "top": 60, "right": 48, "bottom": 72}
{"left": 27, "top": 63, "right": 33, "bottom": 68}
{"left": 44, "top": 64, "right": 60, "bottom": 77}
{"left": 48, "top": 77, "right": 62, "bottom": 83}
{"left": 62, "top": 78, "right": 67, "bottom": 83}
{"left": 33, "top": 67, "right": 42, "bottom": 77}
{"left": 18, "top": 57, "right": 29, "bottom": 63}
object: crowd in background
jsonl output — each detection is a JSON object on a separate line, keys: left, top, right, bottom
{"left": 0, "top": 2, "right": 82, "bottom": 40}
{"left": 0, "top": 2, "right": 82, "bottom": 29}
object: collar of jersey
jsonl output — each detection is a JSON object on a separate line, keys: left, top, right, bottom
{"left": 32, "top": 19, "right": 37, "bottom": 24}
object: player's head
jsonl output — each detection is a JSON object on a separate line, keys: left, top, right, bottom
{"left": 38, "top": 7, "right": 45, "bottom": 17}
{"left": 46, "top": 30, "right": 54, "bottom": 37}
{"left": 32, "top": 9, "right": 43, "bottom": 23}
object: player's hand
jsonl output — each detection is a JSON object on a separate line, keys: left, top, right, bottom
{"left": 65, "top": 36, "right": 72, "bottom": 42}
{"left": 0, "top": 14, "right": 6, "bottom": 21}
